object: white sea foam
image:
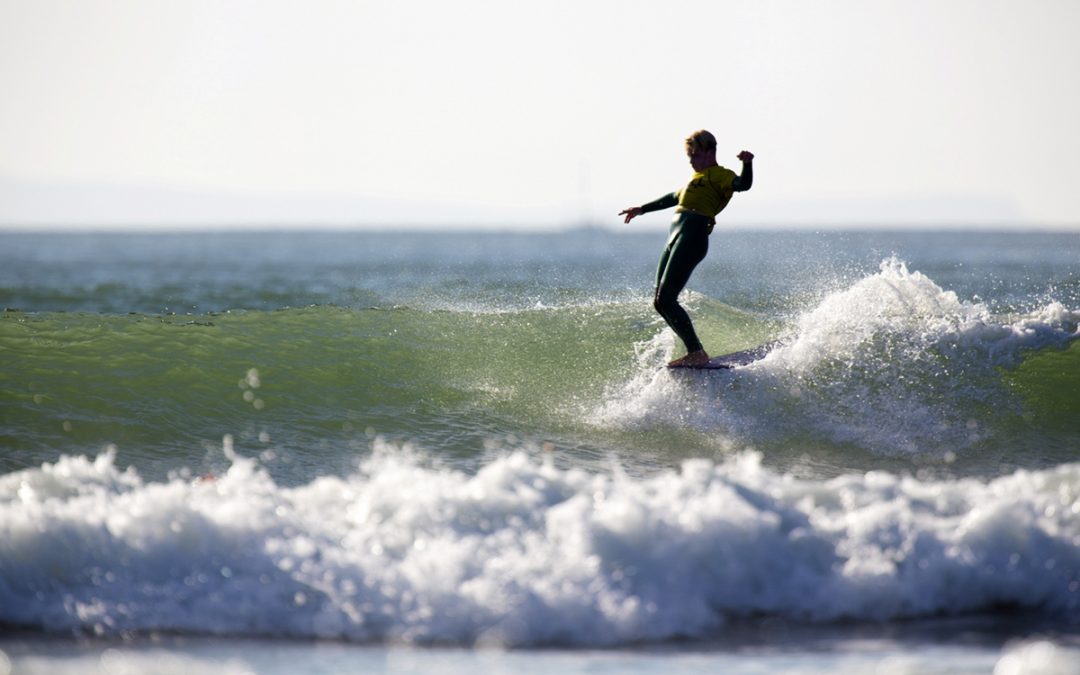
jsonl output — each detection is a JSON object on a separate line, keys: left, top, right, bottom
{"left": 761, "top": 258, "right": 1078, "bottom": 374}
{"left": 995, "top": 639, "right": 1080, "bottom": 675}
{"left": 1, "top": 445, "right": 1078, "bottom": 646}
{"left": 599, "top": 258, "right": 1080, "bottom": 456}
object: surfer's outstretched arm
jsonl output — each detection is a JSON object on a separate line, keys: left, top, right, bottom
{"left": 619, "top": 192, "right": 678, "bottom": 223}
{"left": 733, "top": 151, "right": 754, "bottom": 192}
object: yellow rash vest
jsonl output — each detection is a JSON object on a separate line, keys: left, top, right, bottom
{"left": 676, "top": 165, "right": 737, "bottom": 227}
{"left": 635, "top": 158, "right": 751, "bottom": 234}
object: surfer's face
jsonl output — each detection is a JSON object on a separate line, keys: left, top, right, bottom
{"left": 688, "top": 148, "right": 715, "bottom": 172}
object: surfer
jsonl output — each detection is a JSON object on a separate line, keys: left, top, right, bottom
{"left": 620, "top": 130, "right": 754, "bottom": 367}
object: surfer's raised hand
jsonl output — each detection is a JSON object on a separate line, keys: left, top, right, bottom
{"left": 738, "top": 150, "right": 754, "bottom": 162}
{"left": 619, "top": 206, "right": 643, "bottom": 224}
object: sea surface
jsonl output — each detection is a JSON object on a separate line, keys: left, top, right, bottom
{"left": 1, "top": 228, "right": 1079, "bottom": 673}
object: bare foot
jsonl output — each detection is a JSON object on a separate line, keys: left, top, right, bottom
{"left": 667, "top": 350, "right": 710, "bottom": 368}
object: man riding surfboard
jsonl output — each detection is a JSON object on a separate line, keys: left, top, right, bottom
{"left": 620, "top": 130, "right": 754, "bottom": 367}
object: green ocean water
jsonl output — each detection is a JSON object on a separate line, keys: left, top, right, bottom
{"left": 2, "top": 232, "right": 1076, "bottom": 482}
{"left": 1, "top": 297, "right": 779, "bottom": 478}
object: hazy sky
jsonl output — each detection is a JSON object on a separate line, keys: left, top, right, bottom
{"left": 2, "top": 0, "right": 1079, "bottom": 229}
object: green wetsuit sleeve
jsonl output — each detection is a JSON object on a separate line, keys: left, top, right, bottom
{"left": 639, "top": 192, "right": 679, "bottom": 214}
{"left": 733, "top": 160, "right": 753, "bottom": 192}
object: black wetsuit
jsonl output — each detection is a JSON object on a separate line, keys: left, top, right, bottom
{"left": 639, "top": 162, "right": 753, "bottom": 353}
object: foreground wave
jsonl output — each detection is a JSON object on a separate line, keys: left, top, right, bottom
{"left": 2, "top": 445, "right": 1078, "bottom": 646}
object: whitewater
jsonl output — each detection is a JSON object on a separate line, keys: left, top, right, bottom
{"left": 1, "top": 229, "right": 1079, "bottom": 673}
{"left": 3, "top": 444, "right": 1079, "bottom": 645}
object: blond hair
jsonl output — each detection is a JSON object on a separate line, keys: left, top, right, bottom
{"left": 684, "top": 130, "right": 717, "bottom": 156}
